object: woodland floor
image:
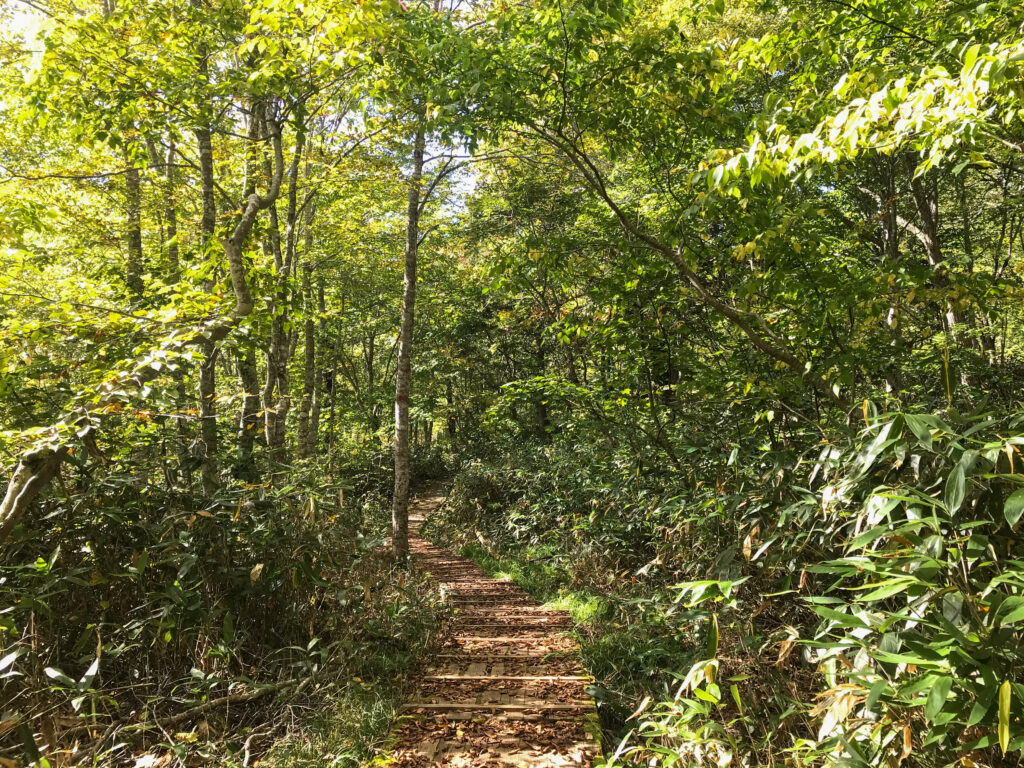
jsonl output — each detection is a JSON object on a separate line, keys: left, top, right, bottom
{"left": 378, "top": 490, "right": 600, "bottom": 767}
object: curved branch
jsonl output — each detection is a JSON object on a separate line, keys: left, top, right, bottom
{"left": 532, "top": 124, "right": 846, "bottom": 407}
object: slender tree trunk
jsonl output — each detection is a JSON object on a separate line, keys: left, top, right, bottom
{"left": 364, "top": 335, "right": 379, "bottom": 433}
{"left": 262, "top": 204, "right": 285, "bottom": 452}
{"left": 906, "top": 162, "right": 962, "bottom": 334}
{"left": 124, "top": 145, "right": 144, "bottom": 300}
{"left": 533, "top": 335, "right": 550, "bottom": 439}
{"left": 163, "top": 140, "right": 180, "bottom": 278}
{"left": 162, "top": 137, "right": 193, "bottom": 488}
{"left": 196, "top": 128, "right": 216, "bottom": 246}
{"left": 309, "top": 277, "right": 326, "bottom": 452}
{"left": 195, "top": 125, "right": 219, "bottom": 494}
{"left": 198, "top": 346, "right": 220, "bottom": 493}
{"left": 391, "top": 115, "right": 426, "bottom": 562}
{"left": 263, "top": 129, "right": 304, "bottom": 474}
{"left": 235, "top": 338, "right": 261, "bottom": 480}
{"left": 326, "top": 330, "right": 343, "bottom": 455}
{"left": 297, "top": 261, "right": 317, "bottom": 459}
{"left": 297, "top": 197, "right": 317, "bottom": 459}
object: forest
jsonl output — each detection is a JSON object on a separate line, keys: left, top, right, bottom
{"left": 1, "top": 0, "right": 1024, "bottom": 765}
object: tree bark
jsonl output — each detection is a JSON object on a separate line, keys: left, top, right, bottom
{"left": 195, "top": 124, "right": 219, "bottom": 494}
{"left": 198, "top": 346, "right": 219, "bottom": 494}
{"left": 297, "top": 261, "right": 317, "bottom": 459}
{"left": 124, "top": 145, "right": 144, "bottom": 300}
{"left": 0, "top": 446, "right": 68, "bottom": 543}
{"left": 446, "top": 380, "right": 456, "bottom": 439}
{"left": 297, "top": 195, "right": 317, "bottom": 459}
{"left": 235, "top": 337, "right": 261, "bottom": 481}
{"left": 309, "top": 276, "right": 327, "bottom": 452}
{"left": 391, "top": 114, "right": 426, "bottom": 562}
{"left": 906, "top": 161, "right": 963, "bottom": 334}
{"left": 263, "top": 129, "right": 304, "bottom": 474}
{"left": 162, "top": 137, "right": 192, "bottom": 488}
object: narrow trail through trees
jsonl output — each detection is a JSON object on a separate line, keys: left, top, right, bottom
{"left": 382, "top": 490, "right": 600, "bottom": 767}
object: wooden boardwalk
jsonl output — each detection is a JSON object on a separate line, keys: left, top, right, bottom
{"left": 378, "top": 490, "right": 600, "bottom": 767}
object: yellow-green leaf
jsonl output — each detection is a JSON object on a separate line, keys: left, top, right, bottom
{"left": 999, "top": 679, "right": 1011, "bottom": 755}
{"left": 707, "top": 613, "right": 719, "bottom": 657}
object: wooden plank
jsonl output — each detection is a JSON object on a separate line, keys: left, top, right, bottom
{"left": 453, "top": 635, "right": 572, "bottom": 642}
{"left": 404, "top": 702, "right": 592, "bottom": 712}
{"left": 434, "top": 653, "right": 579, "bottom": 659}
{"left": 455, "top": 621, "right": 570, "bottom": 627}
{"left": 424, "top": 674, "right": 589, "bottom": 681}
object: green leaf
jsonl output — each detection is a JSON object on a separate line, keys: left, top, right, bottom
{"left": 731, "top": 684, "right": 743, "bottom": 715}
{"left": 706, "top": 613, "right": 719, "bottom": 658}
{"left": 905, "top": 414, "right": 933, "bottom": 449}
{"left": 866, "top": 679, "right": 888, "bottom": 713}
{"left": 1004, "top": 489, "right": 1024, "bottom": 527}
{"left": 963, "top": 43, "right": 981, "bottom": 72}
{"left": 966, "top": 686, "right": 995, "bottom": 728}
{"left": 945, "top": 463, "right": 966, "bottom": 513}
{"left": 811, "top": 605, "right": 870, "bottom": 628}
{"left": 999, "top": 679, "right": 1011, "bottom": 755}
{"left": 44, "top": 667, "right": 75, "bottom": 687}
{"left": 1001, "top": 598, "right": 1024, "bottom": 625}
{"left": 694, "top": 686, "right": 718, "bottom": 703}
{"left": 0, "top": 649, "right": 23, "bottom": 674}
{"left": 856, "top": 577, "right": 916, "bottom": 602}
{"left": 846, "top": 524, "right": 892, "bottom": 551}
{"left": 925, "top": 676, "right": 953, "bottom": 721}
{"left": 78, "top": 657, "right": 99, "bottom": 689}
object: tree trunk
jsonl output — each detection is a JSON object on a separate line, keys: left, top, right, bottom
{"left": 364, "top": 335, "right": 379, "bottom": 433}
{"left": 391, "top": 115, "right": 426, "bottom": 562}
{"left": 906, "top": 162, "right": 963, "bottom": 334}
{"left": 263, "top": 130, "right": 304, "bottom": 474}
{"left": 446, "top": 380, "right": 456, "bottom": 439}
{"left": 0, "top": 447, "right": 68, "bottom": 543}
{"left": 261, "top": 206, "right": 288, "bottom": 470}
{"left": 195, "top": 125, "right": 219, "bottom": 493}
{"left": 163, "top": 137, "right": 192, "bottom": 488}
{"left": 297, "top": 261, "right": 317, "bottom": 459}
{"left": 297, "top": 198, "right": 317, "bottom": 459}
{"left": 124, "top": 145, "right": 144, "bottom": 300}
{"left": 310, "top": 276, "right": 326, "bottom": 452}
{"left": 235, "top": 338, "right": 261, "bottom": 480}
{"left": 198, "top": 347, "right": 220, "bottom": 493}
{"left": 326, "top": 329, "right": 342, "bottom": 456}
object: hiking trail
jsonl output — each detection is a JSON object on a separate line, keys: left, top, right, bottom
{"left": 380, "top": 489, "right": 601, "bottom": 767}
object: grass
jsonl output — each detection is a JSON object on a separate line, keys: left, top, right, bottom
{"left": 262, "top": 587, "right": 450, "bottom": 767}
{"left": 457, "top": 542, "right": 607, "bottom": 622}
{"left": 263, "top": 679, "right": 403, "bottom": 768}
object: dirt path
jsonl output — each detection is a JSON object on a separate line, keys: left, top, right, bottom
{"left": 380, "top": 489, "right": 600, "bottom": 767}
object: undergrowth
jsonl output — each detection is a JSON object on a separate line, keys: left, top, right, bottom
{"left": 1, "top": 444, "right": 452, "bottom": 767}
{"left": 426, "top": 406, "right": 1024, "bottom": 767}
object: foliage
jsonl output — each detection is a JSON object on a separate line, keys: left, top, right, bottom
{"left": 3, "top": 0, "right": 1024, "bottom": 765}
{"left": 0, "top": 443, "right": 447, "bottom": 766}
